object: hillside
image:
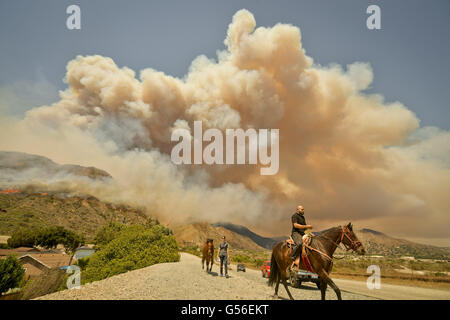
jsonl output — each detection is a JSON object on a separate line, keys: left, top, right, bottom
{"left": 0, "top": 191, "right": 148, "bottom": 240}
{"left": 354, "top": 229, "right": 450, "bottom": 259}
{"left": 212, "top": 222, "right": 279, "bottom": 249}
{"left": 0, "top": 151, "right": 111, "bottom": 187}
{"left": 172, "top": 222, "right": 267, "bottom": 251}
{"left": 215, "top": 224, "right": 450, "bottom": 260}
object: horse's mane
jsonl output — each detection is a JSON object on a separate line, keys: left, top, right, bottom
{"left": 313, "top": 226, "right": 341, "bottom": 238}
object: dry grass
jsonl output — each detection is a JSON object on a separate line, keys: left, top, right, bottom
{"left": 20, "top": 268, "right": 67, "bottom": 300}
{"left": 0, "top": 235, "right": 9, "bottom": 244}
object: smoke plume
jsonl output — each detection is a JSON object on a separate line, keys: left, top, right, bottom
{"left": 0, "top": 9, "right": 449, "bottom": 244}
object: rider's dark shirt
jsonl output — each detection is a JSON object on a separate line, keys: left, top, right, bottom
{"left": 291, "top": 212, "right": 306, "bottom": 236}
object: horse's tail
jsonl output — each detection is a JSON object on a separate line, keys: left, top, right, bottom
{"left": 267, "top": 248, "right": 280, "bottom": 287}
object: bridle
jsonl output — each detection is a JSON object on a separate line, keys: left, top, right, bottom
{"left": 299, "top": 226, "right": 363, "bottom": 270}
{"left": 207, "top": 240, "right": 214, "bottom": 256}
{"left": 339, "top": 226, "right": 362, "bottom": 252}
{"left": 320, "top": 226, "right": 362, "bottom": 253}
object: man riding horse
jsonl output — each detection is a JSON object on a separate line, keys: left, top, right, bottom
{"left": 290, "top": 205, "right": 313, "bottom": 263}
{"left": 267, "top": 208, "right": 366, "bottom": 300}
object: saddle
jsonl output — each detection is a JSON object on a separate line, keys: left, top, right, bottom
{"left": 286, "top": 236, "right": 295, "bottom": 248}
{"left": 285, "top": 233, "right": 312, "bottom": 248}
{"left": 286, "top": 234, "right": 315, "bottom": 272}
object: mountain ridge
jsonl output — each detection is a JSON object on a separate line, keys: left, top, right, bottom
{"left": 214, "top": 222, "right": 450, "bottom": 259}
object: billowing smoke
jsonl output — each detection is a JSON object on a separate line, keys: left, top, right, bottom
{"left": 0, "top": 9, "right": 449, "bottom": 243}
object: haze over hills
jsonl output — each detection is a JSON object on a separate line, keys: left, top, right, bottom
{"left": 0, "top": 151, "right": 111, "bottom": 188}
{"left": 172, "top": 222, "right": 266, "bottom": 251}
{"left": 214, "top": 223, "right": 450, "bottom": 260}
{"left": 354, "top": 228, "right": 450, "bottom": 259}
{"left": 1, "top": 188, "right": 448, "bottom": 259}
{"left": 1, "top": 151, "right": 448, "bottom": 259}
{"left": 212, "top": 222, "right": 280, "bottom": 250}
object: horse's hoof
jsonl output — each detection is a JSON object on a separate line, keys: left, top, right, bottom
{"left": 273, "top": 295, "right": 278, "bottom": 300}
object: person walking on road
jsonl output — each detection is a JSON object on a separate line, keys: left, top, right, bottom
{"left": 217, "top": 236, "right": 230, "bottom": 278}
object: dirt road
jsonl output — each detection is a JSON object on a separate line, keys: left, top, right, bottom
{"left": 38, "top": 253, "right": 372, "bottom": 300}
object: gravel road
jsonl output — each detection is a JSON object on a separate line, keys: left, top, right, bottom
{"left": 38, "top": 253, "right": 375, "bottom": 300}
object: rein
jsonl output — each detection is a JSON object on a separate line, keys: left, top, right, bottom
{"left": 303, "top": 226, "right": 361, "bottom": 262}
{"left": 339, "top": 226, "right": 362, "bottom": 251}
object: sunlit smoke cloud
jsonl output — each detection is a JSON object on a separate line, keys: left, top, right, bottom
{"left": 0, "top": 9, "right": 449, "bottom": 242}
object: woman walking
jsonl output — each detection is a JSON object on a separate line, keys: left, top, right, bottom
{"left": 217, "top": 236, "right": 230, "bottom": 278}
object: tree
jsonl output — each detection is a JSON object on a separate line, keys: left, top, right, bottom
{"left": 7, "top": 228, "right": 39, "bottom": 248}
{"left": 0, "top": 255, "right": 25, "bottom": 295}
{"left": 34, "top": 226, "right": 84, "bottom": 265}
{"left": 7, "top": 226, "right": 84, "bottom": 266}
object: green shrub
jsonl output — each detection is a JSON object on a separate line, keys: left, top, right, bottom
{"left": 0, "top": 255, "right": 25, "bottom": 295}
{"left": 254, "top": 258, "right": 265, "bottom": 267}
{"left": 76, "top": 257, "right": 90, "bottom": 271}
{"left": 7, "top": 228, "right": 39, "bottom": 248}
{"left": 93, "top": 222, "right": 126, "bottom": 250}
{"left": 82, "top": 224, "right": 180, "bottom": 283}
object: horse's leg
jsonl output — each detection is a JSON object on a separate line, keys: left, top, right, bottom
{"left": 320, "top": 280, "right": 328, "bottom": 300}
{"left": 318, "top": 270, "right": 341, "bottom": 300}
{"left": 202, "top": 257, "right": 204, "bottom": 270}
{"left": 325, "top": 277, "right": 341, "bottom": 300}
{"left": 282, "top": 279, "right": 294, "bottom": 300}
{"left": 273, "top": 277, "right": 280, "bottom": 299}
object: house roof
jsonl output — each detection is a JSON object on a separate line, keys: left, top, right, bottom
{"left": 76, "top": 246, "right": 95, "bottom": 251}
{"left": 0, "top": 247, "right": 40, "bottom": 256}
{"left": 19, "top": 253, "right": 71, "bottom": 268}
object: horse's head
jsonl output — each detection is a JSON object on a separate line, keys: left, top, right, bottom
{"left": 206, "top": 239, "right": 214, "bottom": 253}
{"left": 341, "top": 223, "right": 365, "bottom": 255}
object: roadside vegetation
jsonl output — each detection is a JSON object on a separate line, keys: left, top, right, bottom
{"left": 230, "top": 249, "right": 270, "bottom": 268}
{"left": 0, "top": 255, "right": 25, "bottom": 295}
{"left": 81, "top": 219, "right": 180, "bottom": 284}
{"left": 0, "top": 219, "right": 180, "bottom": 298}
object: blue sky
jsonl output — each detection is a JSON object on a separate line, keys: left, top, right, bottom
{"left": 1, "top": 0, "right": 449, "bottom": 129}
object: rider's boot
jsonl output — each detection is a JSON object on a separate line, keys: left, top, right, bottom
{"left": 292, "top": 244, "right": 302, "bottom": 260}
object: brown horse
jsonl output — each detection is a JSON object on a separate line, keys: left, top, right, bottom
{"left": 202, "top": 238, "right": 214, "bottom": 272}
{"left": 268, "top": 222, "right": 365, "bottom": 300}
